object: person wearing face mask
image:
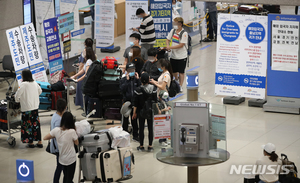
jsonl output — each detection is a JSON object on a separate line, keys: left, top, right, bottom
{"left": 132, "top": 8, "right": 156, "bottom": 50}
{"left": 119, "top": 63, "right": 141, "bottom": 142}
{"left": 122, "top": 33, "right": 148, "bottom": 73}
{"left": 150, "top": 58, "right": 173, "bottom": 98}
{"left": 141, "top": 48, "right": 161, "bottom": 81}
{"left": 166, "top": 17, "right": 188, "bottom": 92}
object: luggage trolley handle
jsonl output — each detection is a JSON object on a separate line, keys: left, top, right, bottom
{"left": 66, "top": 78, "right": 77, "bottom": 112}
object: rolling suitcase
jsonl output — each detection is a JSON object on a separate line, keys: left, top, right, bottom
{"left": 80, "top": 132, "right": 112, "bottom": 153}
{"left": 51, "top": 91, "right": 67, "bottom": 110}
{"left": 79, "top": 152, "right": 101, "bottom": 182}
{"left": 36, "top": 81, "right": 51, "bottom": 91}
{"left": 95, "top": 147, "right": 134, "bottom": 182}
{"left": 87, "top": 98, "right": 102, "bottom": 118}
{"left": 102, "top": 98, "right": 123, "bottom": 109}
{"left": 103, "top": 108, "right": 122, "bottom": 120}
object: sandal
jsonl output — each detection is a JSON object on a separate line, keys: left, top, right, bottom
{"left": 26, "top": 144, "right": 35, "bottom": 148}
{"left": 35, "top": 144, "right": 43, "bottom": 148}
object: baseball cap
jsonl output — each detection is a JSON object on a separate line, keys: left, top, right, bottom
{"left": 262, "top": 143, "right": 276, "bottom": 154}
{"left": 159, "top": 90, "right": 169, "bottom": 100}
{"left": 126, "top": 63, "right": 135, "bottom": 70}
{"left": 141, "top": 72, "right": 149, "bottom": 84}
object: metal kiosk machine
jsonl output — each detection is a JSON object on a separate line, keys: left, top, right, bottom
{"left": 154, "top": 71, "right": 230, "bottom": 183}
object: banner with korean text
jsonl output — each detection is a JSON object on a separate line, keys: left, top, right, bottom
{"left": 6, "top": 27, "right": 30, "bottom": 85}
{"left": 125, "top": 0, "right": 148, "bottom": 47}
{"left": 43, "top": 17, "right": 64, "bottom": 75}
{"left": 150, "top": 0, "right": 172, "bottom": 47}
{"left": 215, "top": 14, "right": 268, "bottom": 99}
{"left": 20, "top": 23, "right": 48, "bottom": 82}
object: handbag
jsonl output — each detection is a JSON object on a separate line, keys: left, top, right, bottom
{"left": 46, "top": 140, "right": 56, "bottom": 155}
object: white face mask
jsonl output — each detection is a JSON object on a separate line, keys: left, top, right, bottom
{"left": 148, "top": 56, "right": 156, "bottom": 62}
{"left": 128, "top": 52, "right": 133, "bottom": 57}
{"left": 173, "top": 25, "right": 179, "bottom": 30}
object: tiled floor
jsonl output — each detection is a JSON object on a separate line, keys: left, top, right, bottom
{"left": 1, "top": 31, "right": 300, "bottom": 183}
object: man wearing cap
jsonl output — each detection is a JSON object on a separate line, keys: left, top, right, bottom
{"left": 132, "top": 73, "right": 157, "bottom": 152}
{"left": 256, "top": 143, "right": 282, "bottom": 183}
{"left": 120, "top": 63, "right": 141, "bottom": 142}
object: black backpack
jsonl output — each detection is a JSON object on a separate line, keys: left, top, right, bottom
{"left": 51, "top": 81, "right": 65, "bottom": 91}
{"left": 82, "top": 60, "right": 103, "bottom": 97}
{"left": 165, "top": 73, "right": 180, "bottom": 98}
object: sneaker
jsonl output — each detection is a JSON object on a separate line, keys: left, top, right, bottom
{"left": 132, "top": 137, "right": 139, "bottom": 142}
{"left": 180, "top": 86, "right": 183, "bottom": 92}
{"left": 137, "top": 146, "right": 145, "bottom": 152}
{"left": 148, "top": 146, "right": 154, "bottom": 152}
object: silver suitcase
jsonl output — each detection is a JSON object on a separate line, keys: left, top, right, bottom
{"left": 80, "top": 152, "right": 100, "bottom": 182}
{"left": 80, "top": 132, "right": 112, "bottom": 153}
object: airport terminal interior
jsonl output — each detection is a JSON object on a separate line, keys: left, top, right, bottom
{"left": 0, "top": 1, "right": 300, "bottom": 183}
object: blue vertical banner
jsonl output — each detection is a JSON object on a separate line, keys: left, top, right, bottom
{"left": 43, "top": 17, "right": 64, "bottom": 75}
{"left": 150, "top": 0, "right": 172, "bottom": 48}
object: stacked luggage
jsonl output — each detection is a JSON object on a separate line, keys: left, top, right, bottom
{"left": 78, "top": 131, "right": 134, "bottom": 183}
{"left": 36, "top": 81, "right": 67, "bottom": 111}
{"left": 83, "top": 57, "right": 123, "bottom": 120}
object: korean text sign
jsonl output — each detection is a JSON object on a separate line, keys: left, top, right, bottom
{"left": 43, "top": 17, "right": 64, "bottom": 75}
{"left": 58, "top": 12, "right": 74, "bottom": 34}
{"left": 20, "top": 23, "right": 48, "bottom": 82}
{"left": 215, "top": 14, "right": 268, "bottom": 99}
{"left": 150, "top": 0, "right": 172, "bottom": 47}
{"left": 154, "top": 115, "right": 171, "bottom": 139}
{"left": 6, "top": 27, "right": 29, "bottom": 85}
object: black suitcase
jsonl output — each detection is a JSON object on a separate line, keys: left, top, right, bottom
{"left": 87, "top": 98, "right": 102, "bottom": 118}
{"left": 98, "top": 80, "right": 121, "bottom": 98}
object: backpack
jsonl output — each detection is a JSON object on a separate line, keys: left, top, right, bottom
{"left": 82, "top": 60, "right": 104, "bottom": 97}
{"left": 171, "top": 29, "right": 192, "bottom": 56}
{"left": 165, "top": 73, "right": 180, "bottom": 98}
{"left": 280, "top": 154, "right": 298, "bottom": 179}
{"left": 139, "top": 87, "right": 154, "bottom": 119}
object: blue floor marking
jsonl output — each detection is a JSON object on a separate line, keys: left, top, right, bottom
{"left": 115, "top": 57, "right": 120, "bottom": 60}
{"left": 200, "top": 45, "right": 212, "bottom": 50}
{"left": 186, "top": 66, "right": 200, "bottom": 72}
{"left": 169, "top": 93, "right": 184, "bottom": 101}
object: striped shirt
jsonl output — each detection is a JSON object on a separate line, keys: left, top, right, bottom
{"left": 139, "top": 15, "right": 156, "bottom": 44}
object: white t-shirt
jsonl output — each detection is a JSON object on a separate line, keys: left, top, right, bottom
{"left": 15, "top": 81, "right": 42, "bottom": 112}
{"left": 256, "top": 156, "right": 282, "bottom": 182}
{"left": 50, "top": 127, "right": 78, "bottom": 166}
{"left": 157, "top": 71, "right": 171, "bottom": 96}
{"left": 84, "top": 59, "right": 93, "bottom": 72}
{"left": 167, "top": 29, "right": 188, "bottom": 60}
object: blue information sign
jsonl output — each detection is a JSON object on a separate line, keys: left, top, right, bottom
{"left": 16, "top": 159, "right": 34, "bottom": 182}
{"left": 150, "top": 0, "right": 172, "bottom": 47}
{"left": 186, "top": 75, "right": 199, "bottom": 88}
{"left": 220, "top": 21, "right": 240, "bottom": 42}
{"left": 71, "top": 28, "right": 85, "bottom": 37}
{"left": 43, "top": 17, "right": 64, "bottom": 75}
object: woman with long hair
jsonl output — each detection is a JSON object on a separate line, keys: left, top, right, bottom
{"left": 71, "top": 47, "right": 96, "bottom": 82}
{"left": 130, "top": 46, "right": 144, "bottom": 74}
{"left": 15, "top": 69, "right": 43, "bottom": 148}
{"left": 150, "top": 58, "right": 173, "bottom": 97}
{"left": 44, "top": 112, "right": 79, "bottom": 183}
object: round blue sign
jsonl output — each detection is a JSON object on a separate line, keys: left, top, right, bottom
{"left": 220, "top": 21, "right": 240, "bottom": 42}
{"left": 245, "top": 22, "right": 265, "bottom": 44}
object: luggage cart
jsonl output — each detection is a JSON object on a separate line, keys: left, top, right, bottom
{"left": 0, "top": 82, "right": 21, "bottom": 147}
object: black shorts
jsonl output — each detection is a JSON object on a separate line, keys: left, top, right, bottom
{"left": 170, "top": 58, "right": 187, "bottom": 73}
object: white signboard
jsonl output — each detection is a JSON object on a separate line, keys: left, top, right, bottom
{"left": 6, "top": 27, "right": 30, "bottom": 85}
{"left": 271, "top": 20, "right": 299, "bottom": 72}
{"left": 95, "top": 0, "right": 115, "bottom": 48}
{"left": 215, "top": 14, "right": 268, "bottom": 99}
{"left": 20, "top": 23, "right": 48, "bottom": 82}
{"left": 34, "top": 0, "right": 55, "bottom": 67}
{"left": 154, "top": 115, "right": 171, "bottom": 139}
{"left": 125, "top": 0, "right": 148, "bottom": 47}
